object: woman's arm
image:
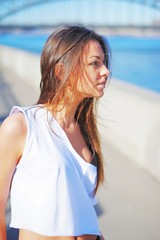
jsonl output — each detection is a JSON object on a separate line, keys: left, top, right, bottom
{"left": 0, "top": 113, "right": 27, "bottom": 240}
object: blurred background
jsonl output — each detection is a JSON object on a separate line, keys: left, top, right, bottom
{"left": 0, "top": 0, "right": 160, "bottom": 240}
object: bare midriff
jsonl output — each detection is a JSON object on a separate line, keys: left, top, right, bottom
{"left": 19, "top": 229, "right": 98, "bottom": 240}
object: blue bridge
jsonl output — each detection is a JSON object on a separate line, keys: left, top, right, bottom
{"left": 0, "top": 0, "right": 160, "bottom": 27}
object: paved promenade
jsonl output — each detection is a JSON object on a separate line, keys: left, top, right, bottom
{"left": 1, "top": 68, "right": 160, "bottom": 240}
{"left": 0, "top": 71, "right": 18, "bottom": 122}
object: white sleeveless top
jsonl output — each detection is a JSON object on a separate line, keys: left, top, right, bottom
{"left": 9, "top": 105, "right": 100, "bottom": 237}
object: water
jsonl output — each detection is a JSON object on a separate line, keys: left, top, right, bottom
{"left": 0, "top": 34, "right": 47, "bottom": 53}
{"left": 0, "top": 33, "right": 160, "bottom": 93}
{"left": 109, "top": 36, "right": 160, "bottom": 93}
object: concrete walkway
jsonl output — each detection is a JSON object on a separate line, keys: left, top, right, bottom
{"left": 0, "top": 71, "right": 18, "bottom": 122}
{"left": 1, "top": 68, "right": 160, "bottom": 240}
{"left": 97, "top": 139, "right": 160, "bottom": 240}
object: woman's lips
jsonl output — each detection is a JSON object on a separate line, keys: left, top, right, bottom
{"left": 97, "top": 81, "right": 106, "bottom": 86}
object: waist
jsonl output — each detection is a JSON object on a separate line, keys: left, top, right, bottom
{"left": 19, "top": 229, "right": 99, "bottom": 240}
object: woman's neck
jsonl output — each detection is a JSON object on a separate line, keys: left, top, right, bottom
{"left": 49, "top": 89, "right": 84, "bottom": 129}
{"left": 53, "top": 100, "right": 80, "bottom": 130}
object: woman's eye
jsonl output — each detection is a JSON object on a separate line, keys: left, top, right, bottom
{"left": 90, "top": 61, "right": 99, "bottom": 67}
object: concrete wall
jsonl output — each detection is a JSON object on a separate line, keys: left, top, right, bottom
{"left": 0, "top": 45, "right": 40, "bottom": 91}
{"left": 0, "top": 45, "right": 160, "bottom": 182}
{"left": 98, "top": 80, "right": 160, "bottom": 182}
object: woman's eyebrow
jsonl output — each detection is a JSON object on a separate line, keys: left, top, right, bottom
{"left": 88, "top": 55, "right": 105, "bottom": 61}
{"left": 88, "top": 56, "right": 101, "bottom": 59}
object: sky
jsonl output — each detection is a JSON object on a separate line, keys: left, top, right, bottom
{"left": 0, "top": 0, "right": 160, "bottom": 26}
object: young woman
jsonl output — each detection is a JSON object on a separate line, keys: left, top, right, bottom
{"left": 0, "top": 25, "right": 110, "bottom": 240}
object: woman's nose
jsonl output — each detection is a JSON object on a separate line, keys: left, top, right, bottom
{"left": 100, "top": 65, "right": 110, "bottom": 77}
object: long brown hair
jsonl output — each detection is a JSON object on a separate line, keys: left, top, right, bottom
{"left": 37, "top": 25, "right": 111, "bottom": 194}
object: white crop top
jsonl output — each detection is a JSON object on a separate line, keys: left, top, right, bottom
{"left": 9, "top": 105, "right": 100, "bottom": 236}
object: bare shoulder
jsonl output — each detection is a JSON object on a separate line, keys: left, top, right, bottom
{"left": 0, "top": 113, "right": 27, "bottom": 204}
{"left": 0, "top": 112, "right": 27, "bottom": 137}
{"left": 0, "top": 112, "right": 27, "bottom": 160}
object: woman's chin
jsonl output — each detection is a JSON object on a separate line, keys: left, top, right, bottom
{"left": 96, "top": 90, "right": 105, "bottom": 98}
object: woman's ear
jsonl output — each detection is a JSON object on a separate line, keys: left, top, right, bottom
{"left": 54, "top": 63, "right": 64, "bottom": 80}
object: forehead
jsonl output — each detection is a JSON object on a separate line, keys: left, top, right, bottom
{"left": 84, "top": 40, "right": 104, "bottom": 59}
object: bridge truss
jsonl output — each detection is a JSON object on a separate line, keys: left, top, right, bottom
{"left": 0, "top": 0, "right": 159, "bottom": 22}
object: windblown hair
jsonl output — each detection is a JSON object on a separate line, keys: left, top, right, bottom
{"left": 37, "top": 25, "right": 111, "bottom": 194}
